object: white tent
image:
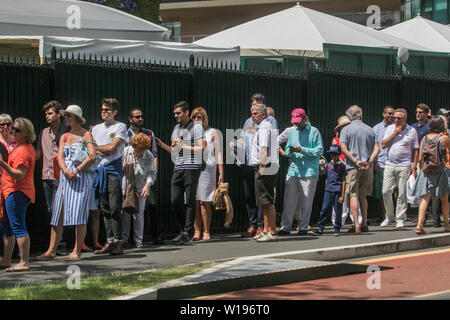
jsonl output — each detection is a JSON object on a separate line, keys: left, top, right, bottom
{"left": 0, "top": 36, "right": 240, "bottom": 68}
{"left": 0, "top": 0, "right": 170, "bottom": 41}
{"left": 194, "top": 3, "right": 430, "bottom": 57}
{"left": 382, "top": 16, "right": 450, "bottom": 53}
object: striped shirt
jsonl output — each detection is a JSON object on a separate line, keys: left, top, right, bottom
{"left": 171, "top": 121, "right": 205, "bottom": 170}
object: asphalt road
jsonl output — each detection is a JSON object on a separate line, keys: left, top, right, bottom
{"left": 209, "top": 246, "right": 450, "bottom": 300}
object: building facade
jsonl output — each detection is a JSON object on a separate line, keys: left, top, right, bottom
{"left": 159, "top": 0, "right": 403, "bottom": 42}
{"left": 401, "top": 0, "right": 450, "bottom": 24}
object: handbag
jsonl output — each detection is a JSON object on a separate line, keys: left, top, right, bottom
{"left": 67, "top": 133, "right": 99, "bottom": 173}
{"left": 122, "top": 158, "right": 139, "bottom": 215}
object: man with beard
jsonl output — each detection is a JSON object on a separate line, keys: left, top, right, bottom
{"left": 126, "top": 108, "right": 163, "bottom": 245}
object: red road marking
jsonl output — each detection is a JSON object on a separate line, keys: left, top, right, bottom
{"left": 215, "top": 251, "right": 450, "bottom": 300}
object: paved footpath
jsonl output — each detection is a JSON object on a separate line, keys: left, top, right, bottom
{"left": 1, "top": 220, "right": 449, "bottom": 291}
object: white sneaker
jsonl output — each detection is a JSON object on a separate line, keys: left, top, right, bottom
{"left": 256, "top": 233, "right": 279, "bottom": 242}
{"left": 253, "top": 232, "right": 266, "bottom": 240}
{"left": 396, "top": 220, "right": 405, "bottom": 228}
{"left": 380, "top": 218, "right": 392, "bottom": 227}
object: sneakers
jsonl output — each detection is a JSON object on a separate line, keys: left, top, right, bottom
{"left": 380, "top": 218, "right": 394, "bottom": 227}
{"left": 315, "top": 229, "right": 324, "bottom": 235}
{"left": 277, "top": 229, "right": 291, "bottom": 236}
{"left": 173, "top": 233, "right": 192, "bottom": 245}
{"left": 333, "top": 229, "right": 341, "bottom": 236}
{"left": 256, "top": 233, "right": 279, "bottom": 242}
{"left": 396, "top": 220, "right": 405, "bottom": 228}
{"left": 253, "top": 232, "right": 266, "bottom": 240}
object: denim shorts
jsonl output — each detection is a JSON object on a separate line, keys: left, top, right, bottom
{"left": 5, "top": 191, "right": 30, "bottom": 238}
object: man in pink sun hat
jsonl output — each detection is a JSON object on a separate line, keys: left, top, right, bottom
{"left": 278, "top": 107, "right": 323, "bottom": 236}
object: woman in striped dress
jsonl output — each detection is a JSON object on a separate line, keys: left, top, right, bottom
{"left": 36, "top": 105, "right": 96, "bottom": 261}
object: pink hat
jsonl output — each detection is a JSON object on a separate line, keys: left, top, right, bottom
{"left": 291, "top": 108, "right": 306, "bottom": 124}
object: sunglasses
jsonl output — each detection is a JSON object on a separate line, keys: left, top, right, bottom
{"left": 134, "top": 115, "right": 144, "bottom": 119}
{"left": 386, "top": 112, "right": 394, "bottom": 115}
{"left": 0, "top": 122, "right": 12, "bottom": 127}
{"left": 393, "top": 117, "right": 405, "bottom": 121}
{"left": 12, "top": 127, "right": 21, "bottom": 133}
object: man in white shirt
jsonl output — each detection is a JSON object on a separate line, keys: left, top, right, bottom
{"left": 250, "top": 104, "right": 279, "bottom": 242}
{"left": 92, "top": 98, "right": 128, "bottom": 255}
{"left": 380, "top": 108, "right": 419, "bottom": 228}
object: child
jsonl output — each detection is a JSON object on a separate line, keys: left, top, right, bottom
{"left": 316, "top": 145, "right": 347, "bottom": 235}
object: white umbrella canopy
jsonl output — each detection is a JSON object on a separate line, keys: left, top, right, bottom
{"left": 382, "top": 16, "right": 450, "bottom": 53}
{"left": 0, "top": 0, "right": 170, "bottom": 41}
{"left": 194, "top": 3, "right": 430, "bottom": 56}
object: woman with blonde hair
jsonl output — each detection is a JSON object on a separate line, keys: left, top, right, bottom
{"left": 0, "top": 117, "right": 36, "bottom": 271}
{"left": 191, "top": 107, "right": 224, "bottom": 241}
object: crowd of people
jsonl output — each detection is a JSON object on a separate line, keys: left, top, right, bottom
{"left": 0, "top": 94, "right": 449, "bottom": 271}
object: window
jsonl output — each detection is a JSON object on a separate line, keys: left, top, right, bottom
{"left": 434, "top": 0, "right": 448, "bottom": 24}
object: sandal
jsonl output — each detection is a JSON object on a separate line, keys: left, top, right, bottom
{"left": 192, "top": 232, "right": 202, "bottom": 241}
{"left": 35, "top": 253, "right": 57, "bottom": 261}
{"left": 202, "top": 232, "right": 211, "bottom": 241}
{"left": 5, "top": 264, "right": 30, "bottom": 272}
{"left": 416, "top": 227, "right": 427, "bottom": 235}
{"left": 64, "top": 253, "right": 81, "bottom": 261}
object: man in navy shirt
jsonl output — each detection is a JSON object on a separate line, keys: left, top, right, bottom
{"left": 411, "top": 103, "right": 430, "bottom": 145}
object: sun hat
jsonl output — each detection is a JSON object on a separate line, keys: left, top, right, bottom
{"left": 291, "top": 108, "right": 306, "bottom": 124}
{"left": 61, "top": 105, "right": 86, "bottom": 125}
{"left": 334, "top": 115, "right": 351, "bottom": 132}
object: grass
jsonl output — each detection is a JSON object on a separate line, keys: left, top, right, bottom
{"left": 0, "top": 261, "right": 221, "bottom": 300}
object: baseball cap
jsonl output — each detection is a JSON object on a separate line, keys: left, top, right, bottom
{"left": 291, "top": 108, "right": 306, "bottom": 124}
{"left": 250, "top": 93, "right": 265, "bottom": 102}
{"left": 327, "top": 145, "right": 341, "bottom": 155}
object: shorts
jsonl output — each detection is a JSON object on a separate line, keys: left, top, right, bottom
{"left": 346, "top": 167, "right": 373, "bottom": 198}
{"left": 255, "top": 171, "right": 278, "bottom": 206}
{"left": 372, "top": 168, "right": 384, "bottom": 200}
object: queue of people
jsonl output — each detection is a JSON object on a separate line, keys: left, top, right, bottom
{"left": 0, "top": 95, "right": 449, "bottom": 271}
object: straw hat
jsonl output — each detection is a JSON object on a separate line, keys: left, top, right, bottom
{"left": 334, "top": 115, "right": 351, "bottom": 132}
{"left": 61, "top": 105, "right": 86, "bottom": 125}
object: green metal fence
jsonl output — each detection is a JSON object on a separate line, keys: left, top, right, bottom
{"left": 1, "top": 54, "right": 450, "bottom": 251}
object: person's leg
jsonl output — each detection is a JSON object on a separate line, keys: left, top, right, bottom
{"left": 395, "top": 167, "right": 410, "bottom": 222}
{"left": 133, "top": 196, "right": 146, "bottom": 246}
{"left": 0, "top": 220, "right": 15, "bottom": 267}
{"left": 193, "top": 200, "right": 202, "bottom": 240}
{"left": 263, "top": 204, "right": 277, "bottom": 235}
{"left": 66, "top": 225, "right": 86, "bottom": 259}
{"left": 317, "top": 191, "right": 333, "bottom": 231}
{"left": 5, "top": 192, "right": 30, "bottom": 269}
{"left": 90, "top": 210, "right": 101, "bottom": 246}
{"left": 121, "top": 211, "right": 131, "bottom": 245}
{"left": 298, "top": 177, "right": 318, "bottom": 231}
{"left": 107, "top": 174, "right": 123, "bottom": 244}
{"left": 242, "top": 166, "right": 258, "bottom": 230}
{"left": 146, "top": 188, "right": 162, "bottom": 243}
{"left": 440, "top": 194, "right": 449, "bottom": 231}
{"left": 184, "top": 170, "right": 201, "bottom": 237}
{"left": 333, "top": 192, "right": 343, "bottom": 231}
{"left": 417, "top": 193, "right": 431, "bottom": 231}
{"left": 359, "top": 195, "right": 368, "bottom": 227}
{"left": 382, "top": 165, "right": 396, "bottom": 222}
{"left": 279, "top": 176, "right": 300, "bottom": 232}
{"left": 200, "top": 201, "right": 212, "bottom": 240}
{"left": 171, "top": 170, "right": 186, "bottom": 236}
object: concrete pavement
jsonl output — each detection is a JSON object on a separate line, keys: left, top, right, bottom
{"left": 2, "top": 219, "right": 449, "bottom": 299}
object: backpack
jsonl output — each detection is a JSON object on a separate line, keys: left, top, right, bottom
{"left": 421, "top": 135, "right": 444, "bottom": 174}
